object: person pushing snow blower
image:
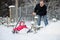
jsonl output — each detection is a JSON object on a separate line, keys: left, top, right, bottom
{"left": 32, "top": 0, "right": 48, "bottom": 27}
{"left": 27, "top": 0, "right": 49, "bottom": 33}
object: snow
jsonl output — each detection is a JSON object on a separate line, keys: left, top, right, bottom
{"left": 0, "top": 20, "right": 60, "bottom": 40}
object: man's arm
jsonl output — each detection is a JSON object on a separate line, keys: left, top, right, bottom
{"left": 32, "top": 4, "right": 38, "bottom": 16}
{"left": 32, "top": 12, "right": 36, "bottom": 16}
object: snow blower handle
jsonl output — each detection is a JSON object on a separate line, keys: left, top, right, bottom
{"left": 14, "top": 16, "right": 22, "bottom": 28}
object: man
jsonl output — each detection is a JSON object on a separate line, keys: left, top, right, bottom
{"left": 32, "top": 0, "right": 48, "bottom": 27}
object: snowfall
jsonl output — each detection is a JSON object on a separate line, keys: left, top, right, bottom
{"left": 0, "top": 19, "right": 60, "bottom": 40}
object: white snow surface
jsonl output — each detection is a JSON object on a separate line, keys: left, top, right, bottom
{"left": 0, "top": 20, "right": 60, "bottom": 40}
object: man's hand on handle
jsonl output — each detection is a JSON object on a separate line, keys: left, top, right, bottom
{"left": 32, "top": 12, "right": 36, "bottom": 16}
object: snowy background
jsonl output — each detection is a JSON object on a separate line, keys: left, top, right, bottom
{"left": 0, "top": 0, "right": 60, "bottom": 40}
{"left": 0, "top": 20, "right": 60, "bottom": 40}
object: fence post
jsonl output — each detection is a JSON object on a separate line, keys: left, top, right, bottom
{"left": 15, "top": 0, "right": 18, "bottom": 22}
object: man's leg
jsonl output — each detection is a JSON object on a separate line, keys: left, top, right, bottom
{"left": 37, "top": 15, "right": 41, "bottom": 26}
{"left": 43, "top": 15, "right": 48, "bottom": 26}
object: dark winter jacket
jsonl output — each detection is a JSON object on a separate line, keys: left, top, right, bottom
{"left": 34, "top": 3, "right": 47, "bottom": 16}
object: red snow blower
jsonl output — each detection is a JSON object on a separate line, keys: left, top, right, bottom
{"left": 12, "top": 21, "right": 27, "bottom": 33}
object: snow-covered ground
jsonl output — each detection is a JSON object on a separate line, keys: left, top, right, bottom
{"left": 0, "top": 20, "right": 60, "bottom": 40}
